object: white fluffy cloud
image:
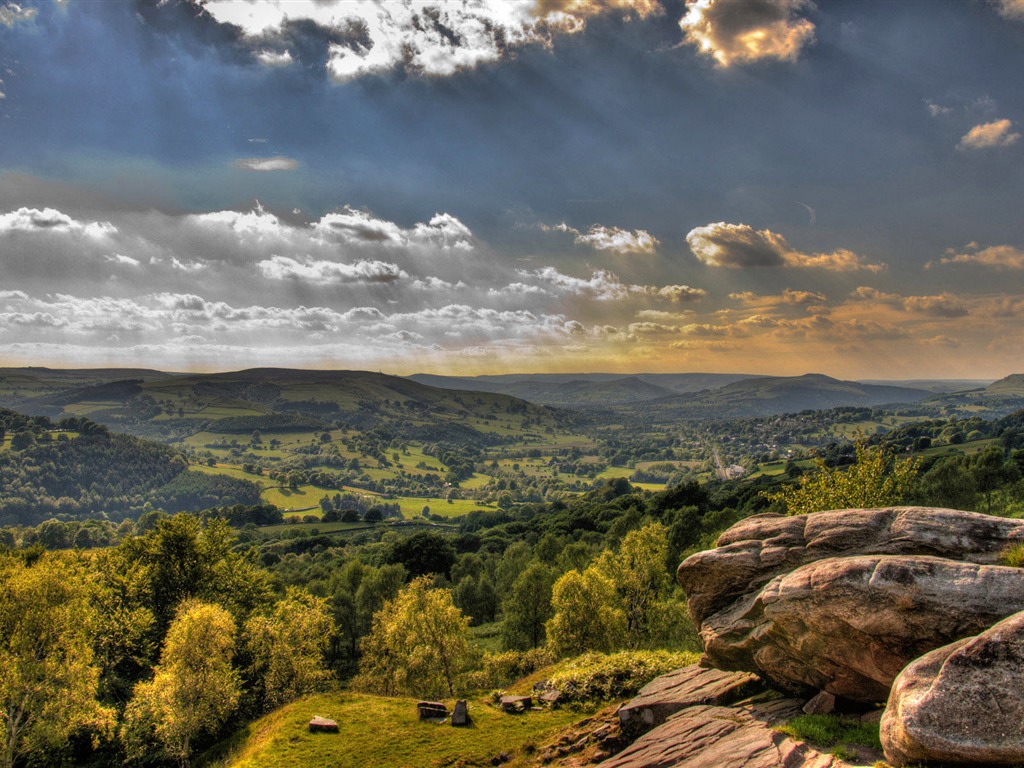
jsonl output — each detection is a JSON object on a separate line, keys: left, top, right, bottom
{"left": 257, "top": 256, "right": 407, "bottom": 284}
{"left": 932, "top": 243, "right": 1024, "bottom": 270}
{"left": 0, "top": 207, "right": 117, "bottom": 239}
{"left": 0, "top": 2, "right": 35, "bottom": 27}
{"left": 994, "top": 0, "right": 1024, "bottom": 20}
{"left": 686, "top": 222, "right": 882, "bottom": 271}
{"left": 199, "top": 0, "right": 657, "bottom": 81}
{"left": 314, "top": 206, "right": 473, "bottom": 251}
{"left": 679, "top": 0, "right": 815, "bottom": 67}
{"left": 541, "top": 221, "right": 659, "bottom": 254}
{"left": 958, "top": 119, "right": 1020, "bottom": 150}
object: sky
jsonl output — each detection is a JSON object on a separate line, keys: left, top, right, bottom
{"left": 0, "top": 0, "right": 1023, "bottom": 379}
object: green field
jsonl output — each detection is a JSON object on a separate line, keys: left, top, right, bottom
{"left": 207, "top": 692, "right": 597, "bottom": 768}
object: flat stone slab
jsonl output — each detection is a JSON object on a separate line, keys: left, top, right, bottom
{"left": 308, "top": 716, "right": 339, "bottom": 733}
{"left": 603, "top": 699, "right": 848, "bottom": 768}
{"left": 618, "top": 664, "right": 762, "bottom": 737}
{"left": 417, "top": 701, "right": 448, "bottom": 720}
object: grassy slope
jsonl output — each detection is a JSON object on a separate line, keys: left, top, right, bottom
{"left": 210, "top": 692, "right": 595, "bottom": 768}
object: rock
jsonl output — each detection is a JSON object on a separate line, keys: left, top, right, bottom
{"left": 882, "top": 610, "right": 1024, "bottom": 766}
{"left": 860, "top": 709, "right": 883, "bottom": 724}
{"left": 499, "top": 694, "right": 532, "bottom": 713}
{"left": 618, "top": 664, "right": 762, "bottom": 737}
{"left": 451, "top": 699, "right": 469, "bottom": 726}
{"left": 678, "top": 507, "right": 1024, "bottom": 625}
{"left": 308, "top": 716, "right": 339, "bottom": 733}
{"left": 701, "top": 554, "right": 1024, "bottom": 702}
{"left": 602, "top": 698, "right": 848, "bottom": 768}
{"left": 417, "top": 701, "right": 448, "bottom": 720}
{"left": 802, "top": 691, "right": 836, "bottom": 715}
{"left": 539, "top": 689, "right": 562, "bottom": 706}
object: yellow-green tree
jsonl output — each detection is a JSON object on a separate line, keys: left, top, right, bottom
{"left": 597, "top": 522, "right": 674, "bottom": 647}
{"left": 122, "top": 601, "right": 240, "bottom": 768}
{"left": 245, "top": 588, "right": 334, "bottom": 710}
{"left": 765, "top": 441, "right": 920, "bottom": 515}
{"left": 0, "top": 554, "right": 114, "bottom": 768}
{"left": 354, "top": 577, "right": 471, "bottom": 698}
{"left": 546, "top": 566, "right": 627, "bottom": 658}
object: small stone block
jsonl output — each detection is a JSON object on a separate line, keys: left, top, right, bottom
{"left": 499, "top": 695, "right": 533, "bottom": 713}
{"left": 451, "top": 699, "right": 470, "bottom": 726}
{"left": 802, "top": 690, "right": 837, "bottom": 716}
{"left": 308, "top": 716, "right": 339, "bottom": 733}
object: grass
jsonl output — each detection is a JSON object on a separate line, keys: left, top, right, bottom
{"left": 1000, "top": 543, "right": 1024, "bottom": 568}
{"left": 206, "top": 691, "right": 596, "bottom": 768}
{"left": 776, "top": 714, "right": 882, "bottom": 759}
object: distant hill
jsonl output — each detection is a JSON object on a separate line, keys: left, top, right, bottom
{"left": 915, "top": 373, "right": 1024, "bottom": 418}
{"left": 858, "top": 379, "right": 994, "bottom": 394}
{"left": 627, "top": 373, "right": 934, "bottom": 421}
{"left": 0, "top": 367, "right": 569, "bottom": 445}
{"left": 408, "top": 372, "right": 751, "bottom": 407}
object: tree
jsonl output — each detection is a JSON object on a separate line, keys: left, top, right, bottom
{"left": 0, "top": 555, "right": 114, "bottom": 768}
{"left": 354, "top": 577, "right": 471, "bottom": 698}
{"left": 764, "top": 441, "right": 920, "bottom": 515}
{"left": 387, "top": 531, "right": 456, "bottom": 578}
{"left": 245, "top": 589, "right": 334, "bottom": 710}
{"left": 501, "top": 562, "right": 556, "bottom": 650}
{"left": 546, "top": 566, "right": 626, "bottom": 657}
{"left": 121, "top": 601, "right": 240, "bottom": 768}
{"left": 596, "top": 522, "right": 672, "bottom": 647}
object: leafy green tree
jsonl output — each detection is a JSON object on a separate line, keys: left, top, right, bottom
{"left": 354, "top": 577, "right": 471, "bottom": 698}
{"left": 501, "top": 562, "right": 556, "bottom": 650}
{"left": 386, "top": 531, "right": 456, "bottom": 578}
{"left": 0, "top": 554, "right": 114, "bottom": 768}
{"left": 121, "top": 601, "right": 240, "bottom": 768}
{"left": 916, "top": 455, "right": 977, "bottom": 510}
{"left": 764, "top": 441, "right": 920, "bottom": 515}
{"left": 596, "top": 522, "right": 672, "bottom": 647}
{"left": 546, "top": 566, "right": 626, "bottom": 657}
{"left": 245, "top": 588, "right": 334, "bottom": 710}
{"left": 971, "top": 445, "right": 1021, "bottom": 514}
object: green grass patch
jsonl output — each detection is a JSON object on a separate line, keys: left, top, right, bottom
{"left": 1000, "top": 543, "right": 1024, "bottom": 568}
{"left": 395, "top": 497, "right": 498, "bottom": 518}
{"left": 207, "top": 691, "right": 594, "bottom": 768}
{"left": 776, "top": 714, "right": 882, "bottom": 758}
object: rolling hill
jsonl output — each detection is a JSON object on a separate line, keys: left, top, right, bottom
{"left": 408, "top": 372, "right": 751, "bottom": 407}
{"left": 625, "top": 373, "right": 935, "bottom": 421}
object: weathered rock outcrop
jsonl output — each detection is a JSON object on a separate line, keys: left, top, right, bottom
{"left": 677, "top": 508, "right": 1024, "bottom": 704}
{"left": 617, "top": 665, "right": 761, "bottom": 737}
{"left": 701, "top": 554, "right": 1024, "bottom": 702}
{"left": 881, "top": 609, "right": 1024, "bottom": 766}
{"left": 603, "top": 696, "right": 847, "bottom": 768}
{"left": 678, "top": 507, "right": 1024, "bottom": 625}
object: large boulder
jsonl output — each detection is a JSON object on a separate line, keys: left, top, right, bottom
{"left": 701, "top": 555, "right": 1024, "bottom": 702}
{"left": 678, "top": 507, "right": 1024, "bottom": 625}
{"left": 882, "top": 610, "right": 1024, "bottom": 766}
{"left": 603, "top": 697, "right": 848, "bottom": 768}
{"left": 618, "top": 664, "right": 762, "bottom": 737}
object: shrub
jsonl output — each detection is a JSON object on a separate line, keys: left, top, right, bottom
{"left": 543, "top": 650, "right": 699, "bottom": 703}
{"left": 465, "top": 648, "right": 556, "bottom": 690}
{"left": 1000, "top": 543, "right": 1024, "bottom": 568}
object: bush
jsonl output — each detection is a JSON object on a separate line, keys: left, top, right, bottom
{"left": 1000, "top": 543, "right": 1024, "bottom": 568}
{"left": 465, "top": 648, "right": 556, "bottom": 690}
{"left": 776, "top": 714, "right": 882, "bottom": 756}
{"left": 543, "top": 650, "right": 699, "bottom": 703}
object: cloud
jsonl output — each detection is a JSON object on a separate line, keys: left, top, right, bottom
{"left": 0, "top": 207, "right": 117, "bottom": 239}
{"left": 314, "top": 206, "right": 473, "bottom": 251}
{"left": 189, "top": 204, "right": 289, "bottom": 239}
{"left": 522, "top": 268, "right": 704, "bottom": 303}
{"left": 540, "top": 221, "right": 659, "bottom": 254}
{"left": 255, "top": 49, "right": 294, "bottom": 67}
{"left": 958, "top": 119, "right": 1020, "bottom": 150}
{"left": 901, "top": 294, "right": 969, "bottom": 318}
{"left": 679, "top": 0, "right": 816, "bottom": 67}
{"left": 105, "top": 253, "right": 141, "bottom": 267}
{"left": 0, "top": 2, "right": 35, "bottom": 27}
{"left": 257, "top": 256, "right": 408, "bottom": 284}
{"left": 649, "top": 284, "right": 708, "bottom": 302}
{"left": 198, "top": 0, "right": 658, "bottom": 81}
{"left": 234, "top": 156, "right": 299, "bottom": 171}
{"left": 932, "top": 243, "right": 1024, "bottom": 270}
{"left": 576, "top": 224, "right": 659, "bottom": 254}
{"left": 686, "top": 222, "right": 882, "bottom": 271}
{"left": 926, "top": 100, "right": 953, "bottom": 118}
{"left": 994, "top": 0, "right": 1024, "bottom": 20}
